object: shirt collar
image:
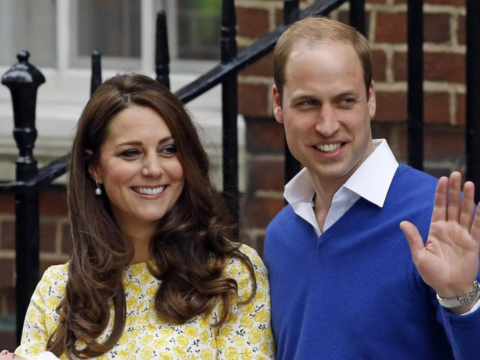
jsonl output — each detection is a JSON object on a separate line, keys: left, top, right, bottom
{"left": 283, "top": 139, "right": 399, "bottom": 208}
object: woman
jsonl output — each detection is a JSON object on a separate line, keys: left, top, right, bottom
{"left": 4, "top": 74, "right": 274, "bottom": 360}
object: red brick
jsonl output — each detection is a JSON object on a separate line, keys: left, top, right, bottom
{"left": 425, "top": 92, "right": 451, "bottom": 124}
{"left": 61, "top": 223, "right": 72, "bottom": 255}
{"left": 245, "top": 117, "right": 285, "bottom": 155}
{"left": 456, "top": 93, "right": 465, "bottom": 126}
{"left": 237, "top": 8, "right": 270, "bottom": 39}
{"left": 1, "top": 220, "right": 15, "bottom": 250}
{"left": 248, "top": 156, "right": 284, "bottom": 195}
{"left": 275, "top": 9, "right": 283, "bottom": 28}
{"left": 458, "top": 15, "right": 465, "bottom": 45}
{"left": 396, "top": 126, "right": 465, "bottom": 160}
{"left": 40, "top": 220, "right": 57, "bottom": 253}
{"left": 238, "top": 83, "right": 270, "bottom": 117}
{"left": 246, "top": 198, "right": 285, "bottom": 228}
{"left": 240, "top": 49, "right": 274, "bottom": 78}
{"left": 425, "top": 13, "right": 451, "bottom": 44}
{"left": 393, "top": 52, "right": 407, "bottom": 81}
{"left": 254, "top": 234, "right": 265, "bottom": 259}
{"left": 424, "top": 52, "right": 465, "bottom": 83}
{"left": 0, "top": 259, "right": 14, "bottom": 288}
{"left": 372, "top": 50, "right": 387, "bottom": 82}
{"left": 374, "top": 92, "right": 407, "bottom": 122}
{"left": 0, "top": 330, "right": 16, "bottom": 350}
{"left": 39, "top": 186, "right": 68, "bottom": 217}
{"left": 0, "top": 194, "right": 14, "bottom": 213}
{"left": 376, "top": 12, "right": 406, "bottom": 44}
{"left": 1, "top": 287, "right": 16, "bottom": 314}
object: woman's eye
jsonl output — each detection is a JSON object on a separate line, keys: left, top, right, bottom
{"left": 121, "top": 149, "right": 140, "bottom": 158}
{"left": 162, "top": 144, "right": 178, "bottom": 155}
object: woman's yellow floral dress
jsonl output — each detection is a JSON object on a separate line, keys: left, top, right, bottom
{"left": 15, "top": 245, "right": 275, "bottom": 360}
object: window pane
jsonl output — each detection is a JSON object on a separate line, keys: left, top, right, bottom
{"left": 0, "top": 0, "right": 56, "bottom": 67}
{"left": 77, "top": 0, "right": 141, "bottom": 58}
{"left": 177, "top": 0, "right": 221, "bottom": 60}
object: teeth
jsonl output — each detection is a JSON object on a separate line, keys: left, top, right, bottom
{"left": 317, "top": 143, "right": 342, "bottom": 152}
{"left": 133, "top": 186, "right": 165, "bottom": 195}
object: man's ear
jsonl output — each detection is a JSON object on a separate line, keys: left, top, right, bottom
{"left": 86, "top": 149, "right": 102, "bottom": 183}
{"left": 272, "top": 85, "right": 284, "bottom": 124}
{"left": 368, "top": 81, "right": 376, "bottom": 119}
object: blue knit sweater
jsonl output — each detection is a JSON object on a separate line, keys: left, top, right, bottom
{"left": 265, "top": 165, "right": 480, "bottom": 360}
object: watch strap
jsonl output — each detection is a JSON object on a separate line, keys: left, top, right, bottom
{"left": 436, "top": 280, "right": 480, "bottom": 309}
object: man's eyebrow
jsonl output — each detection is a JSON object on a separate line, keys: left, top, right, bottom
{"left": 116, "top": 136, "right": 174, "bottom": 147}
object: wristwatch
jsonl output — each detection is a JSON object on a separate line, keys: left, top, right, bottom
{"left": 436, "top": 280, "right": 480, "bottom": 309}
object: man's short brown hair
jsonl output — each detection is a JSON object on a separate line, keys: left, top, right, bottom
{"left": 273, "top": 16, "right": 373, "bottom": 101}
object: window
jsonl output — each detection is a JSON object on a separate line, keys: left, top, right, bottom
{"left": 0, "top": 0, "right": 57, "bottom": 67}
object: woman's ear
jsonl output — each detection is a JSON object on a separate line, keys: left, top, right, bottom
{"left": 86, "top": 149, "right": 101, "bottom": 183}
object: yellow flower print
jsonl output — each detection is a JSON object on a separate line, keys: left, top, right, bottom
{"left": 225, "top": 347, "right": 239, "bottom": 360}
{"left": 140, "top": 345, "right": 154, "bottom": 360}
{"left": 216, "top": 337, "right": 226, "bottom": 350}
{"left": 229, "top": 265, "right": 239, "bottom": 276}
{"left": 241, "top": 348, "right": 255, "bottom": 360}
{"left": 127, "top": 341, "right": 136, "bottom": 354}
{"left": 248, "top": 328, "right": 262, "bottom": 344}
{"left": 139, "top": 311, "right": 150, "bottom": 324}
{"left": 241, "top": 302, "right": 255, "bottom": 316}
{"left": 184, "top": 325, "right": 198, "bottom": 338}
{"left": 137, "top": 300, "right": 148, "bottom": 311}
{"left": 159, "top": 351, "right": 174, "bottom": 360}
{"left": 125, "top": 313, "right": 137, "bottom": 327}
{"left": 50, "top": 272, "right": 65, "bottom": 281}
{"left": 29, "top": 344, "right": 42, "bottom": 356}
{"left": 97, "top": 355, "right": 108, "bottom": 360}
{"left": 27, "top": 308, "right": 36, "bottom": 323}
{"left": 118, "top": 331, "right": 129, "bottom": 345}
{"left": 140, "top": 334, "right": 153, "bottom": 346}
{"left": 159, "top": 328, "right": 174, "bottom": 338}
{"left": 228, "top": 312, "right": 238, "bottom": 323}
{"left": 132, "top": 326, "right": 141, "bottom": 338}
{"left": 238, "top": 277, "right": 249, "bottom": 292}
{"left": 233, "top": 335, "right": 244, "bottom": 346}
{"left": 57, "top": 283, "right": 66, "bottom": 295}
{"left": 118, "top": 350, "right": 129, "bottom": 359}
{"left": 199, "top": 315, "right": 210, "bottom": 328}
{"left": 124, "top": 281, "right": 135, "bottom": 292}
{"left": 32, "top": 330, "right": 43, "bottom": 342}
{"left": 220, "top": 325, "right": 233, "bottom": 337}
{"left": 146, "top": 285, "right": 157, "bottom": 298}
{"left": 126, "top": 296, "right": 138, "bottom": 310}
{"left": 200, "top": 349, "right": 214, "bottom": 360}
{"left": 146, "top": 323, "right": 156, "bottom": 332}
{"left": 264, "top": 327, "right": 273, "bottom": 340}
{"left": 173, "top": 347, "right": 187, "bottom": 359}
{"left": 45, "top": 296, "right": 60, "bottom": 309}
{"left": 130, "top": 265, "right": 144, "bottom": 276}
{"left": 200, "top": 330, "right": 209, "bottom": 344}
{"left": 130, "top": 284, "right": 142, "bottom": 296}
{"left": 260, "top": 342, "right": 270, "bottom": 355}
{"left": 154, "top": 338, "right": 168, "bottom": 349}
{"left": 38, "top": 312, "right": 45, "bottom": 326}
{"left": 177, "top": 335, "right": 189, "bottom": 348}
{"left": 254, "top": 309, "right": 269, "bottom": 323}
{"left": 240, "top": 317, "right": 253, "bottom": 329}
{"left": 256, "top": 290, "right": 267, "bottom": 302}
{"left": 140, "top": 272, "right": 151, "bottom": 285}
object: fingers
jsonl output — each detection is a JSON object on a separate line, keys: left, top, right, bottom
{"left": 471, "top": 203, "right": 480, "bottom": 244}
{"left": 460, "top": 181, "right": 475, "bottom": 229}
{"left": 400, "top": 221, "right": 425, "bottom": 264}
{"left": 432, "top": 177, "right": 448, "bottom": 223}
{"left": 447, "top": 172, "right": 462, "bottom": 223}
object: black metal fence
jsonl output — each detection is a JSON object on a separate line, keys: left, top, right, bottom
{"left": 0, "top": 0, "right": 479, "bottom": 345}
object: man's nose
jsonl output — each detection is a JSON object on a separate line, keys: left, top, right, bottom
{"left": 315, "top": 105, "right": 339, "bottom": 137}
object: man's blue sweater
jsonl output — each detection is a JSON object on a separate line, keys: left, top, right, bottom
{"left": 264, "top": 165, "right": 480, "bottom": 360}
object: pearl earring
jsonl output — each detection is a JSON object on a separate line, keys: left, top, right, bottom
{"left": 95, "top": 180, "right": 102, "bottom": 196}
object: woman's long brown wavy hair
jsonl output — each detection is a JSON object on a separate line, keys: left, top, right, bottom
{"left": 47, "top": 74, "right": 257, "bottom": 359}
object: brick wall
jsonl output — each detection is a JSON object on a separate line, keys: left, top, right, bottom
{"left": 0, "top": 187, "right": 70, "bottom": 349}
{"left": 237, "top": 0, "right": 467, "bottom": 253}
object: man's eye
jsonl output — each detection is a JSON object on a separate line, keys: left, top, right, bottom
{"left": 341, "top": 98, "right": 355, "bottom": 105}
{"left": 300, "top": 100, "right": 317, "bottom": 106}
{"left": 121, "top": 149, "right": 140, "bottom": 158}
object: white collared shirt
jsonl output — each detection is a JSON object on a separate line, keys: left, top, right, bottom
{"left": 283, "top": 138, "right": 480, "bottom": 315}
{"left": 284, "top": 139, "right": 398, "bottom": 237}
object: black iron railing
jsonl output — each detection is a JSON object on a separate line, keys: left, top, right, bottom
{"left": 1, "top": 0, "right": 479, "bottom": 345}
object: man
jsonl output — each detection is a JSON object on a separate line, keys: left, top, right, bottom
{"left": 264, "top": 16, "right": 480, "bottom": 359}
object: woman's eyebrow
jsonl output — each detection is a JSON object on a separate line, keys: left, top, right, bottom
{"left": 116, "top": 136, "right": 174, "bottom": 148}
